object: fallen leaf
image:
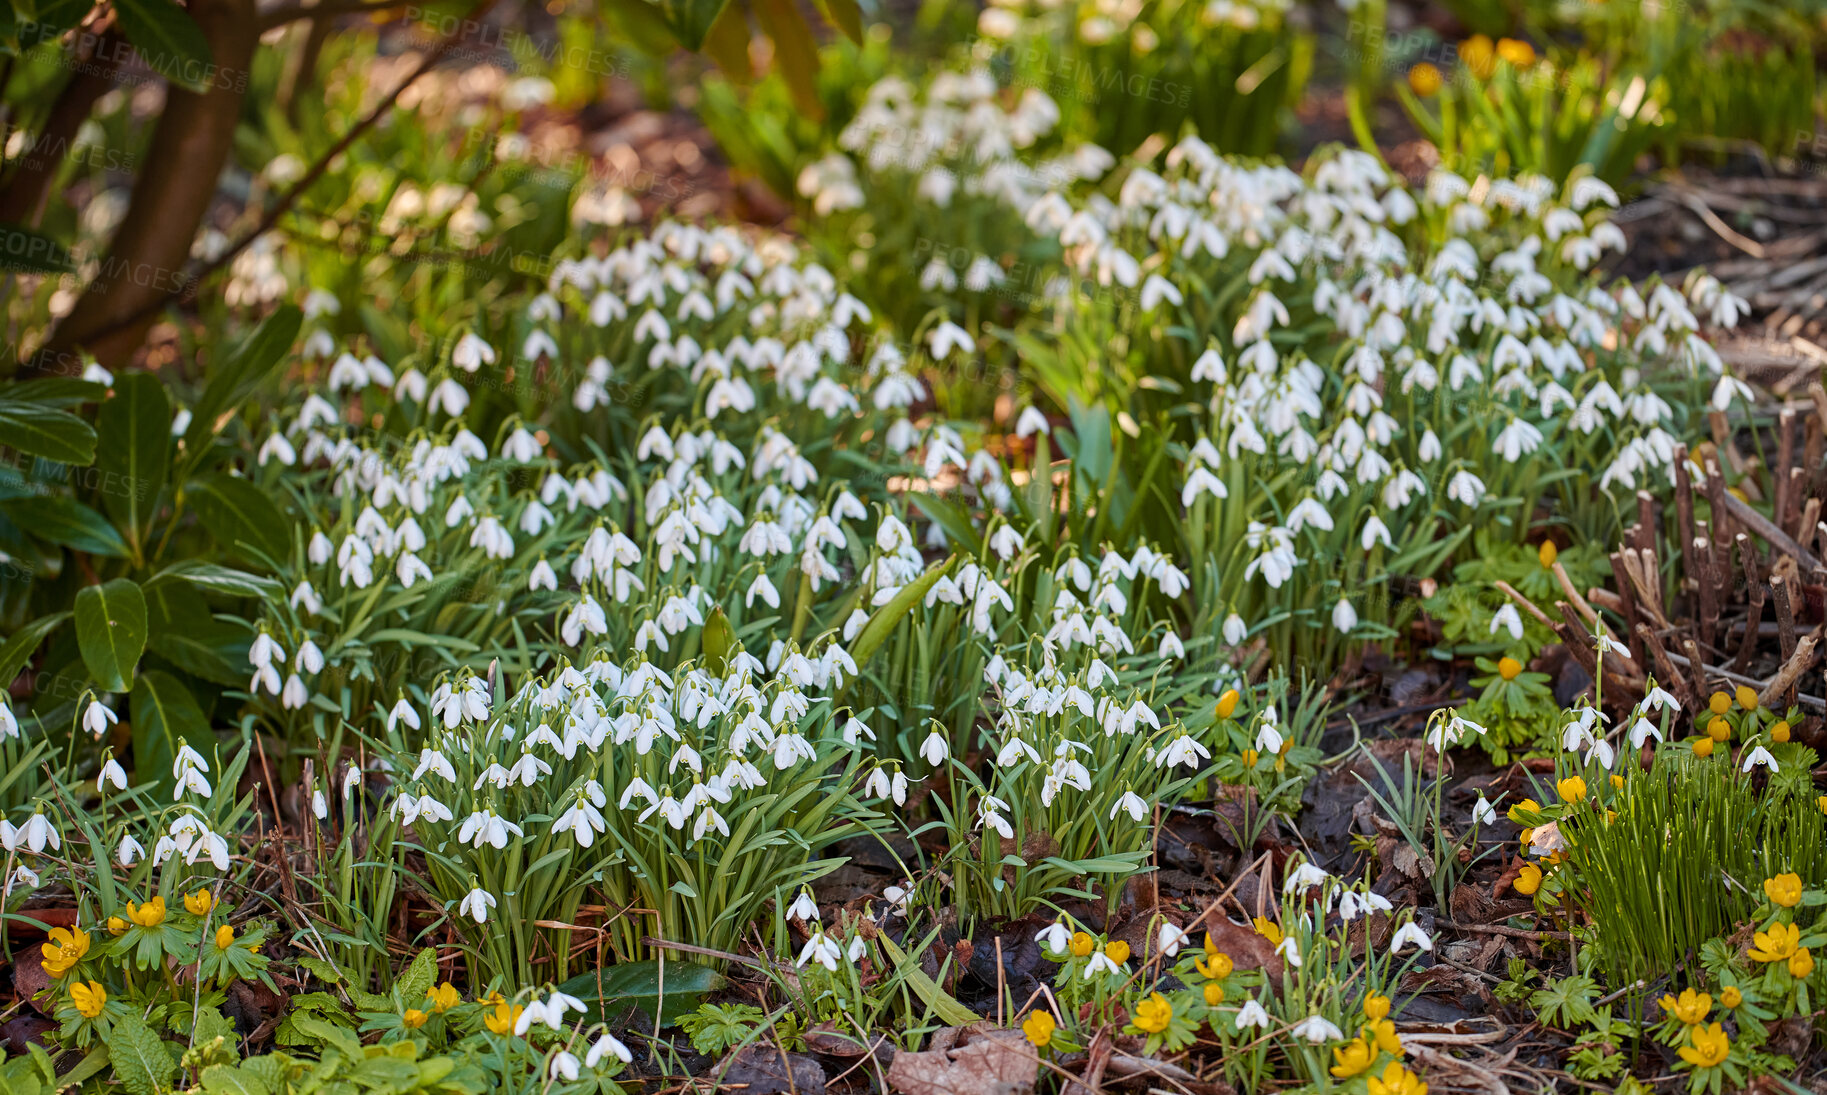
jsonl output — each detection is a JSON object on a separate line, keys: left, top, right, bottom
{"left": 718, "top": 1045, "right": 829, "bottom": 1095}
{"left": 887, "top": 1026, "right": 1038, "bottom": 1095}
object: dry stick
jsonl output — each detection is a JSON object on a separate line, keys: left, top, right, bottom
{"left": 1731, "top": 534, "right": 1765, "bottom": 675}
{"left": 1694, "top": 536, "right": 1719, "bottom": 655}
{"left": 1603, "top": 551, "right": 1640, "bottom": 661}
{"left": 1775, "top": 407, "right": 1796, "bottom": 534}
{"left": 70, "top": 0, "right": 502, "bottom": 350}
{"left": 1716, "top": 488, "right": 1826, "bottom": 572}
{"left": 1634, "top": 490, "right": 1657, "bottom": 555}
{"left": 1438, "top": 919, "right": 1573, "bottom": 943}
{"left": 1759, "top": 631, "right": 1822, "bottom": 710}
{"left": 1674, "top": 445, "right": 1699, "bottom": 593}
{"left": 1772, "top": 577, "right": 1800, "bottom": 665}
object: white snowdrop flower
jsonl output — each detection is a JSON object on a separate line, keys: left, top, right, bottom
{"left": 1710, "top": 375, "right": 1753, "bottom": 411}
{"left": 1361, "top": 514, "right": 1392, "bottom": 551}
{"left": 116, "top": 833, "right": 144, "bottom": 866}
{"left": 549, "top": 1053, "right": 581, "bottom": 1082}
{"left": 1332, "top": 598, "right": 1357, "bottom": 634}
{"left": 1390, "top": 922, "right": 1433, "bottom": 953}
{"left": 1283, "top": 862, "right": 1329, "bottom": 894}
{"left": 586, "top": 1032, "right": 633, "bottom": 1067}
{"left": 9, "top": 812, "right": 59, "bottom": 854}
{"left": 1111, "top": 790, "right": 1148, "bottom": 822}
{"left": 928, "top": 320, "right": 974, "bottom": 359}
{"left": 1643, "top": 685, "right": 1681, "bottom": 713}
{"left": 919, "top": 729, "right": 949, "bottom": 766}
{"left": 451, "top": 332, "right": 497, "bottom": 372}
{"left": 1083, "top": 948, "right": 1125, "bottom": 979}
{"left": 528, "top": 559, "right": 557, "bottom": 592}
{"left": 1159, "top": 632, "right": 1184, "bottom": 660}
{"left": 0, "top": 702, "right": 15, "bottom": 741}
{"left": 1594, "top": 633, "right": 1632, "bottom": 659}
{"left": 459, "top": 887, "right": 497, "bottom": 923}
{"left": 1223, "top": 613, "right": 1248, "bottom": 645}
{"left": 1472, "top": 796, "right": 1498, "bottom": 825}
{"left": 1276, "top": 936, "right": 1303, "bottom": 967}
{"left": 787, "top": 891, "right": 820, "bottom": 923}
{"left": 1235, "top": 997, "right": 1271, "bottom": 1031}
{"left": 312, "top": 789, "right": 327, "bottom": 819}
{"left": 797, "top": 929, "right": 842, "bottom": 972}
{"left": 1628, "top": 716, "right": 1662, "bottom": 748}
{"left": 1446, "top": 470, "right": 1485, "bottom": 506}
{"left": 1036, "top": 921, "right": 1071, "bottom": 955}
{"left": 1291, "top": 1015, "right": 1342, "bottom": 1043}
{"left": 1157, "top": 923, "right": 1190, "bottom": 958}
{"left": 82, "top": 700, "right": 117, "bottom": 738}
{"left": 97, "top": 757, "right": 127, "bottom": 792}
{"left": 1491, "top": 604, "right": 1524, "bottom": 640}
{"left": 1742, "top": 746, "right": 1779, "bottom": 773}
{"left": 1155, "top": 733, "right": 1209, "bottom": 769}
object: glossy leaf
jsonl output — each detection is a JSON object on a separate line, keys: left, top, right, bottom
{"left": 74, "top": 578, "right": 147, "bottom": 692}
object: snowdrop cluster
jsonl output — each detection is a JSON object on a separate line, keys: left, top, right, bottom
{"left": 1017, "top": 138, "right": 1742, "bottom": 648}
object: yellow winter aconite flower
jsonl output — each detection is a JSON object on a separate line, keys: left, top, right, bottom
{"left": 1720, "top": 985, "right": 1743, "bottom": 1008}
{"left": 427, "top": 982, "right": 462, "bottom": 1012}
{"left": 1203, "top": 982, "right": 1225, "bottom": 1006}
{"left": 1103, "top": 940, "right": 1130, "bottom": 965}
{"left": 484, "top": 1002, "right": 524, "bottom": 1035}
{"left": 1253, "top": 917, "right": 1284, "bottom": 947}
{"left": 1693, "top": 738, "right": 1715, "bottom": 758}
{"left": 106, "top": 916, "right": 127, "bottom": 937}
{"left": 1132, "top": 993, "right": 1172, "bottom": 1034}
{"left": 1507, "top": 798, "right": 1539, "bottom": 824}
{"left": 1068, "top": 931, "right": 1095, "bottom": 958}
{"left": 1771, "top": 721, "right": 1790, "bottom": 743}
{"left": 403, "top": 1008, "right": 428, "bottom": 1029}
{"left": 1497, "top": 656, "right": 1522, "bottom": 681}
{"left": 185, "top": 889, "right": 213, "bottom": 916}
{"left": 1513, "top": 863, "right": 1543, "bottom": 895}
{"left": 1216, "top": 689, "right": 1240, "bottom": 719}
{"left": 1368, "top": 1060, "right": 1429, "bottom": 1095}
{"left": 1407, "top": 64, "right": 1443, "bottom": 97}
{"left": 1021, "top": 1009, "right": 1055, "bottom": 1047}
{"left": 1241, "top": 748, "right": 1259, "bottom": 768}
{"left": 1679, "top": 1023, "right": 1729, "bottom": 1068}
{"left": 1735, "top": 685, "right": 1758, "bottom": 711}
{"left": 1749, "top": 921, "right": 1800, "bottom": 963}
{"left": 1331, "top": 1036, "right": 1377, "bottom": 1078}
{"left": 1365, "top": 1018, "right": 1404, "bottom": 1057}
{"left": 1789, "top": 948, "right": 1814, "bottom": 979}
{"left": 1496, "top": 38, "right": 1535, "bottom": 66}
{"left": 1659, "top": 988, "right": 1710, "bottom": 1025}
{"left": 215, "top": 925, "right": 236, "bottom": 949}
{"left": 127, "top": 898, "right": 166, "bottom": 928}
{"left": 1764, "top": 873, "right": 1802, "bottom": 908}
{"left": 40, "top": 926, "right": 90, "bottom": 978}
{"left": 1818, "top": 795, "right": 1827, "bottom": 816}
{"left": 1706, "top": 718, "right": 1730, "bottom": 743}
{"left": 1363, "top": 993, "right": 1391, "bottom": 1022}
{"left": 1537, "top": 539, "right": 1557, "bottom": 568}
{"left": 1708, "top": 692, "right": 1731, "bottom": 716}
{"left": 1557, "top": 776, "right": 1586, "bottom": 803}
{"left": 70, "top": 980, "right": 107, "bottom": 1019}
{"left": 1196, "top": 949, "right": 1233, "bottom": 979}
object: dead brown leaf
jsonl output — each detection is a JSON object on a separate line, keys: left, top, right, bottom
{"left": 886, "top": 1026, "right": 1039, "bottom": 1095}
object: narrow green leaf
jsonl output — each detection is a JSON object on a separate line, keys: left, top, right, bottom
{"left": 849, "top": 555, "right": 956, "bottom": 668}
{"left": 182, "top": 305, "right": 301, "bottom": 469}
{"left": 877, "top": 933, "right": 980, "bottom": 1026}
